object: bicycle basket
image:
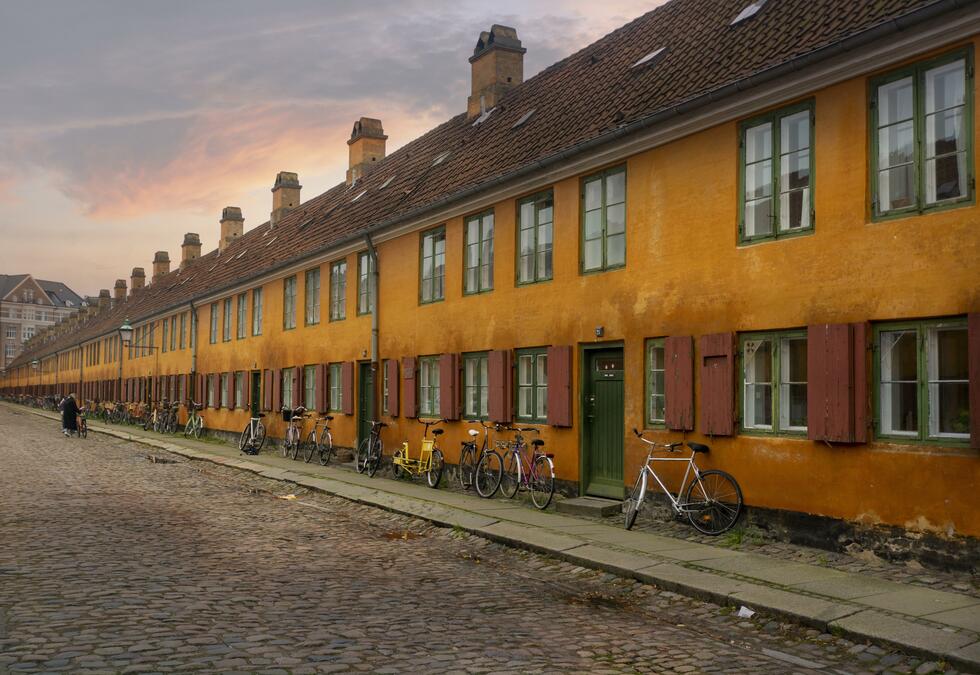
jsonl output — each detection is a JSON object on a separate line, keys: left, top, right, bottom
{"left": 281, "top": 409, "right": 293, "bottom": 422}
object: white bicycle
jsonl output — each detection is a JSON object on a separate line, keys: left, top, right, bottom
{"left": 624, "top": 429, "right": 743, "bottom": 535}
{"left": 239, "top": 410, "right": 267, "bottom": 455}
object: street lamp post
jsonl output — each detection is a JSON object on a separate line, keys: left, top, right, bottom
{"left": 117, "top": 319, "right": 159, "bottom": 406}
{"left": 30, "top": 358, "right": 39, "bottom": 397}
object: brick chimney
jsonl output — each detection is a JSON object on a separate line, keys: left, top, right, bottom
{"left": 219, "top": 207, "right": 244, "bottom": 251}
{"left": 152, "top": 251, "right": 170, "bottom": 280}
{"left": 467, "top": 25, "right": 525, "bottom": 119}
{"left": 98, "top": 289, "right": 111, "bottom": 310}
{"left": 181, "top": 232, "right": 201, "bottom": 269}
{"left": 270, "top": 172, "right": 301, "bottom": 226}
{"left": 113, "top": 279, "right": 127, "bottom": 302}
{"left": 346, "top": 118, "right": 387, "bottom": 186}
{"left": 130, "top": 267, "right": 146, "bottom": 295}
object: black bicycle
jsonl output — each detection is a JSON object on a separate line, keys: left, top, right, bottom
{"left": 459, "top": 420, "right": 504, "bottom": 498}
{"left": 355, "top": 420, "right": 386, "bottom": 477}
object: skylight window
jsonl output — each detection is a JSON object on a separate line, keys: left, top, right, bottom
{"left": 352, "top": 190, "right": 367, "bottom": 202}
{"left": 236, "top": 249, "right": 248, "bottom": 259}
{"left": 731, "top": 0, "right": 766, "bottom": 25}
{"left": 379, "top": 175, "right": 395, "bottom": 189}
{"left": 265, "top": 236, "right": 278, "bottom": 247}
{"left": 432, "top": 151, "right": 451, "bottom": 166}
{"left": 512, "top": 109, "right": 536, "bottom": 129}
{"left": 471, "top": 107, "right": 496, "bottom": 127}
{"left": 631, "top": 47, "right": 667, "bottom": 69}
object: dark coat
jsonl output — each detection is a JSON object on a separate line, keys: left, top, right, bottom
{"left": 62, "top": 396, "right": 79, "bottom": 432}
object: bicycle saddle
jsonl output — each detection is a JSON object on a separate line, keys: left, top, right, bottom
{"left": 531, "top": 439, "right": 545, "bottom": 447}
{"left": 688, "top": 442, "right": 710, "bottom": 454}
{"left": 375, "top": 421, "right": 388, "bottom": 428}
{"left": 431, "top": 429, "right": 444, "bottom": 436}
{"left": 256, "top": 413, "right": 266, "bottom": 418}
{"left": 319, "top": 412, "right": 333, "bottom": 419}
{"left": 467, "top": 429, "right": 479, "bottom": 437}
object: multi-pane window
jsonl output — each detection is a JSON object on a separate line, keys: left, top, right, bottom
{"left": 209, "top": 303, "right": 218, "bottom": 344}
{"left": 237, "top": 293, "right": 247, "bottom": 339}
{"left": 462, "top": 352, "right": 489, "bottom": 419}
{"left": 516, "top": 348, "right": 547, "bottom": 422}
{"left": 740, "top": 101, "right": 814, "bottom": 241}
{"left": 329, "top": 363, "right": 343, "bottom": 412}
{"left": 162, "top": 319, "right": 169, "bottom": 353}
{"left": 517, "top": 191, "right": 554, "bottom": 284}
{"left": 877, "top": 319, "right": 969, "bottom": 441}
{"left": 330, "top": 261, "right": 347, "bottom": 321}
{"left": 252, "top": 287, "right": 263, "bottom": 335}
{"left": 419, "top": 228, "right": 445, "bottom": 303}
{"left": 418, "top": 356, "right": 441, "bottom": 417}
{"left": 303, "top": 365, "right": 316, "bottom": 410}
{"left": 357, "top": 252, "right": 375, "bottom": 315}
{"left": 170, "top": 316, "right": 176, "bottom": 352}
{"left": 207, "top": 375, "right": 216, "bottom": 408}
{"left": 179, "top": 312, "right": 187, "bottom": 350}
{"left": 464, "top": 212, "right": 494, "bottom": 294}
{"left": 234, "top": 371, "right": 244, "bottom": 409}
{"left": 872, "top": 50, "right": 973, "bottom": 218}
{"left": 581, "top": 166, "right": 626, "bottom": 272}
{"left": 283, "top": 276, "right": 297, "bottom": 330}
{"left": 222, "top": 298, "right": 232, "bottom": 342}
{"left": 220, "top": 373, "right": 230, "bottom": 408}
{"left": 305, "top": 268, "right": 320, "bottom": 326}
{"left": 741, "top": 331, "right": 808, "bottom": 434}
{"left": 645, "top": 339, "right": 666, "bottom": 427}
{"left": 179, "top": 373, "right": 187, "bottom": 403}
{"left": 281, "top": 368, "right": 295, "bottom": 409}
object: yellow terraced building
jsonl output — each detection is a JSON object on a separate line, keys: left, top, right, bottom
{"left": 4, "top": 0, "right": 980, "bottom": 555}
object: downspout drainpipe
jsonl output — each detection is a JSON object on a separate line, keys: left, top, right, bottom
{"left": 190, "top": 301, "right": 198, "bottom": 403}
{"left": 365, "top": 234, "right": 380, "bottom": 419}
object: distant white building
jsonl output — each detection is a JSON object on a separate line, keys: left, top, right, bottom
{"left": 0, "top": 274, "right": 83, "bottom": 372}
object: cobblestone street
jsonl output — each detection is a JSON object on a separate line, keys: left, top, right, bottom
{"left": 0, "top": 407, "right": 943, "bottom": 674}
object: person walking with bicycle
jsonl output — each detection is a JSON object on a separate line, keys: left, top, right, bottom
{"left": 61, "top": 392, "right": 80, "bottom": 437}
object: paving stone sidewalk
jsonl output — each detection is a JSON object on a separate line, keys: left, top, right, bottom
{"left": 16, "top": 404, "right": 980, "bottom": 673}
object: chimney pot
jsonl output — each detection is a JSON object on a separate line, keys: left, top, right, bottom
{"left": 98, "top": 289, "right": 111, "bottom": 310}
{"left": 270, "top": 172, "right": 301, "bottom": 226}
{"left": 219, "top": 206, "right": 244, "bottom": 251}
{"left": 152, "top": 251, "right": 170, "bottom": 280}
{"left": 346, "top": 117, "right": 387, "bottom": 186}
{"left": 467, "top": 25, "right": 525, "bottom": 119}
{"left": 181, "top": 232, "right": 202, "bottom": 269}
{"left": 113, "top": 279, "right": 127, "bottom": 302}
{"left": 130, "top": 267, "right": 146, "bottom": 295}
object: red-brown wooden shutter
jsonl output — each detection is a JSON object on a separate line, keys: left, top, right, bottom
{"left": 292, "top": 368, "right": 302, "bottom": 409}
{"left": 315, "top": 364, "right": 327, "bottom": 412}
{"left": 969, "top": 313, "right": 980, "bottom": 449}
{"left": 439, "top": 353, "right": 460, "bottom": 421}
{"left": 488, "top": 349, "right": 513, "bottom": 424}
{"left": 807, "top": 323, "right": 869, "bottom": 443}
{"left": 262, "top": 370, "right": 273, "bottom": 411}
{"left": 546, "top": 345, "right": 572, "bottom": 427}
{"left": 402, "top": 357, "right": 417, "bottom": 418}
{"left": 386, "top": 359, "right": 399, "bottom": 417}
{"left": 211, "top": 374, "right": 220, "bottom": 408}
{"left": 699, "top": 333, "right": 735, "bottom": 436}
{"left": 665, "top": 336, "right": 694, "bottom": 431}
{"left": 342, "top": 361, "right": 354, "bottom": 415}
{"left": 180, "top": 374, "right": 188, "bottom": 403}
{"left": 272, "top": 369, "right": 281, "bottom": 410}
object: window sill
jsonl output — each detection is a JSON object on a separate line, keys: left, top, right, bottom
{"left": 738, "top": 227, "right": 813, "bottom": 246}
{"left": 871, "top": 196, "right": 975, "bottom": 223}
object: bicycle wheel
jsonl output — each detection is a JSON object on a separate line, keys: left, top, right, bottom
{"left": 317, "top": 430, "right": 333, "bottom": 466}
{"left": 530, "top": 455, "right": 555, "bottom": 510}
{"left": 355, "top": 438, "right": 370, "bottom": 473}
{"left": 391, "top": 449, "right": 406, "bottom": 480}
{"left": 426, "top": 448, "right": 444, "bottom": 488}
{"left": 193, "top": 419, "right": 203, "bottom": 439}
{"left": 79, "top": 420, "right": 87, "bottom": 439}
{"left": 289, "top": 429, "right": 301, "bottom": 461}
{"left": 239, "top": 426, "right": 250, "bottom": 452}
{"left": 366, "top": 438, "right": 383, "bottom": 478}
{"left": 184, "top": 419, "right": 194, "bottom": 438}
{"left": 303, "top": 431, "right": 317, "bottom": 463}
{"left": 474, "top": 450, "right": 503, "bottom": 498}
{"left": 500, "top": 451, "right": 520, "bottom": 499}
{"left": 624, "top": 471, "right": 646, "bottom": 530}
{"left": 685, "top": 470, "right": 743, "bottom": 535}
{"left": 281, "top": 430, "right": 291, "bottom": 458}
{"left": 457, "top": 444, "right": 476, "bottom": 489}
{"left": 254, "top": 422, "right": 266, "bottom": 451}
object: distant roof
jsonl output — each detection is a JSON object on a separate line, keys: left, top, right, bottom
{"left": 7, "top": 0, "right": 955, "bottom": 368}
{"left": 0, "top": 274, "right": 84, "bottom": 308}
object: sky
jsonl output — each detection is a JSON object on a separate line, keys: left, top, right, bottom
{"left": 0, "top": 0, "right": 664, "bottom": 298}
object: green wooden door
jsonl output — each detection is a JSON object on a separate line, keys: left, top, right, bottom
{"left": 250, "top": 371, "right": 261, "bottom": 416}
{"left": 583, "top": 348, "right": 625, "bottom": 498}
{"left": 357, "top": 362, "right": 374, "bottom": 447}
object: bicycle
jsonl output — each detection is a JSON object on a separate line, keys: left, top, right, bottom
{"left": 77, "top": 407, "right": 88, "bottom": 438}
{"left": 458, "top": 420, "right": 503, "bottom": 498}
{"left": 183, "top": 401, "right": 205, "bottom": 438}
{"left": 303, "top": 413, "right": 334, "bottom": 465}
{"left": 356, "top": 420, "right": 386, "bottom": 477}
{"left": 624, "top": 429, "right": 743, "bottom": 535}
{"left": 239, "top": 410, "right": 267, "bottom": 455}
{"left": 391, "top": 418, "right": 445, "bottom": 488}
{"left": 281, "top": 406, "right": 308, "bottom": 460}
{"left": 498, "top": 426, "right": 555, "bottom": 509}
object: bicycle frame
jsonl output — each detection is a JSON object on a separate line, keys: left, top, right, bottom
{"left": 636, "top": 450, "right": 707, "bottom": 515}
{"left": 394, "top": 419, "right": 441, "bottom": 476}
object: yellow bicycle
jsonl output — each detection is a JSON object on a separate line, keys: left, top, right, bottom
{"left": 392, "top": 419, "right": 446, "bottom": 488}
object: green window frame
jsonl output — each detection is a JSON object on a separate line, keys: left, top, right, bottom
{"left": 516, "top": 348, "right": 547, "bottom": 423}
{"left": 221, "top": 372, "right": 230, "bottom": 408}
{"left": 303, "top": 364, "right": 316, "bottom": 410}
{"left": 222, "top": 298, "right": 232, "bottom": 342}
{"left": 180, "top": 312, "right": 187, "bottom": 350}
{"left": 329, "top": 363, "right": 343, "bottom": 412}
{"left": 464, "top": 211, "right": 494, "bottom": 295}
{"left": 283, "top": 276, "right": 297, "bottom": 330}
{"left": 170, "top": 316, "right": 177, "bottom": 351}
{"left": 870, "top": 48, "right": 974, "bottom": 220}
{"left": 330, "top": 260, "right": 347, "bottom": 321}
{"left": 644, "top": 338, "right": 666, "bottom": 427}
{"left": 234, "top": 371, "right": 244, "bottom": 409}
{"left": 382, "top": 359, "right": 390, "bottom": 415}
{"left": 419, "top": 226, "right": 446, "bottom": 304}
{"left": 739, "top": 100, "right": 815, "bottom": 243}
{"left": 252, "top": 287, "right": 263, "bottom": 336}
{"left": 209, "top": 303, "right": 218, "bottom": 344}
{"left": 874, "top": 317, "right": 969, "bottom": 444}
{"left": 517, "top": 190, "right": 554, "bottom": 285}
{"left": 581, "top": 166, "right": 626, "bottom": 273}
{"left": 357, "top": 252, "right": 375, "bottom": 315}
{"left": 462, "top": 352, "right": 489, "bottom": 420}
{"left": 281, "top": 367, "right": 295, "bottom": 409}
{"left": 305, "top": 267, "right": 320, "bottom": 326}
{"left": 236, "top": 293, "right": 247, "bottom": 339}
{"left": 740, "top": 330, "right": 808, "bottom": 435}
{"left": 418, "top": 355, "right": 441, "bottom": 417}
{"left": 162, "top": 318, "right": 169, "bottom": 353}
